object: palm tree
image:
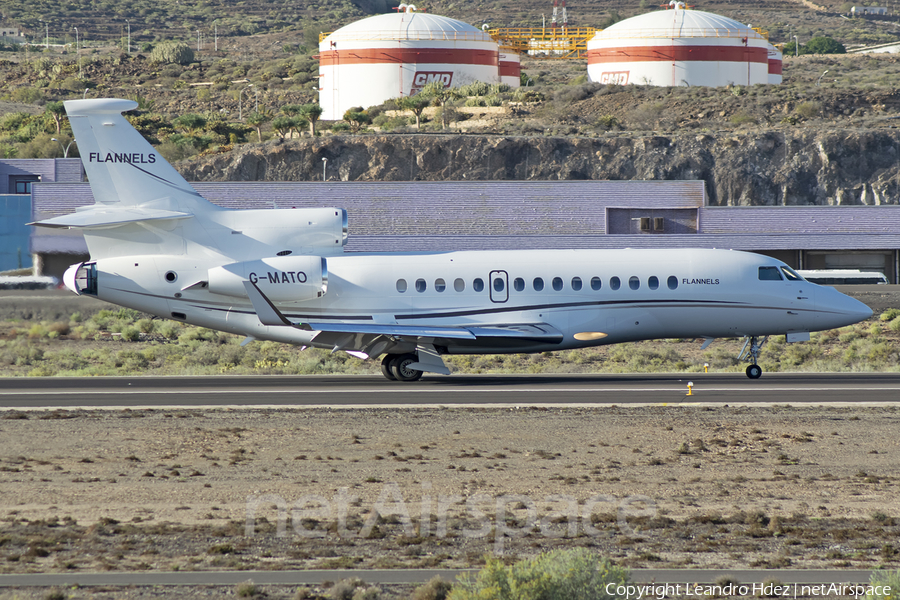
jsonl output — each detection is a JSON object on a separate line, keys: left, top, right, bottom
{"left": 298, "top": 103, "right": 324, "bottom": 137}
{"left": 397, "top": 95, "right": 430, "bottom": 129}
{"left": 246, "top": 109, "right": 272, "bottom": 142}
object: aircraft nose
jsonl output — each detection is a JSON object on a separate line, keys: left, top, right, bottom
{"left": 818, "top": 287, "right": 873, "bottom": 328}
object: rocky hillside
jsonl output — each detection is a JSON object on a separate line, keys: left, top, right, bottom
{"left": 179, "top": 128, "right": 900, "bottom": 207}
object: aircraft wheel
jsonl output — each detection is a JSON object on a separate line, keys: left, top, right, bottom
{"left": 380, "top": 355, "right": 397, "bottom": 381}
{"left": 391, "top": 354, "right": 423, "bottom": 382}
{"left": 746, "top": 364, "right": 763, "bottom": 379}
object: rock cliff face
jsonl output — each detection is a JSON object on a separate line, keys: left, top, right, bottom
{"left": 178, "top": 130, "right": 900, "bottom": 206}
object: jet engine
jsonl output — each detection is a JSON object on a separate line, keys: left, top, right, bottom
{"left": 208, "top": 256, "right": 327, "bottom": 302}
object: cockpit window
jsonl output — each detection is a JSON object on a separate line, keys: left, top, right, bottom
{"left": 758, "top": 266, "right": 783, "bottom": 281}
{"left": 781, "top": 266, "right": 804, "bottom": 281}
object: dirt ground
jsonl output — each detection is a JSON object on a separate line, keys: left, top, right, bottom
{"left": 0, "top": 406, "right": 898, "bottom": 577}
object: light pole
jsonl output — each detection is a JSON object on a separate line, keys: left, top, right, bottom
{"left": 51, "top": 138, "right": 75, "bottom": 158}
{"left": 74, "top": 27, "right": 81, "bottom": 79}
{"left": 254, "top": 87, "right": 259, "bottom": 113}
{"left": 793, "top": 35, "right": 799, "bottom": 57}
{"left": 197, "top": 29, "right": 201, "bottom": 52}
{"left": 126, "top": 20, "right": 130, "bottom": 53}
{"left": 817, "top": 69, "right": 829, "bottom": 86}
{"left": 214, "top": 23, "right": 218, "bottom": 51}
{"left": 322, "top": 158, "right": 327, "bottom": 181}
{"left": 45, "top": 22, "right": 49, "bottom": 49}
{"left": 239, "top": 84, "right": 253, "bottom": 120}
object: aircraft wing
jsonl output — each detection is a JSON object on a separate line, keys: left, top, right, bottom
{"left": 242, "top": 281, "right": 563, "bottom": 344}
{"left": 306, "top": 322, "right": 564, "bottom": 343}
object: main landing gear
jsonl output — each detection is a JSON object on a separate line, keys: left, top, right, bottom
{"left": 381, "top": 354, "right": 423, "bottom": 382}
{"left": 739, "top": 336, "right": 768, "bottom": 379}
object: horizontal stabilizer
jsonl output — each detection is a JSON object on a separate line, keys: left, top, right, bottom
{"left": 31, "top": 206, "right": 193, "bottom": 229}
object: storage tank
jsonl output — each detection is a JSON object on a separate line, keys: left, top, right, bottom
{"left": 767, "top": 43, "right": 783, "bottom": 84}
{"left": 499, "top": 47, "right": 522, "bottom": 88}
{"left": 319, "top": 6, "right": 500, "bottom": 120}
{"left": 586, "top": 5, "right": 774, "bottom": 87}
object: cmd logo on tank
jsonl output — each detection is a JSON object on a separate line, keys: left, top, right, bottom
{"left": 411, "top": 71, "right": 453, "bottom": 92}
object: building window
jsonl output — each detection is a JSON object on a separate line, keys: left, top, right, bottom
{"left": 639, "top": 217, "right": 650, "bottom": 232}
{"left": 654, "top": 217, "right": 665, "bottom": 232}
{"left": 11, "top": 175, "right": 40, "bottom": 194}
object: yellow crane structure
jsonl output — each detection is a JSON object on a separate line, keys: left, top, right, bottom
{"left": 487, "top": 26, "right": 596, "bottom": 59}
{"left": 488, "top": 0, "right": 595, "bottom": 59}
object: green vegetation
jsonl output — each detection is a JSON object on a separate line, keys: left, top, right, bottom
{"left": 867, "top": 570, "right": 900, "bottom": 600}
{"left": 0, "top": 308, "right": 896, "bottom": 377}
{"left": 449, "top": 548, "right": 630, "bottom": 600}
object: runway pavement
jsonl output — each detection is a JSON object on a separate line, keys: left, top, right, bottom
{"left": 1, "top": 373, "right": 899, "bottom": 409}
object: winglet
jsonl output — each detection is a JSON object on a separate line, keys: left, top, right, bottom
{"left": 242, "top": 281, "right": 292, "bottom": 326}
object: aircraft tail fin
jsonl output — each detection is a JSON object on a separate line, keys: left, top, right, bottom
{"left": 61, "top": 98, "right": 214, "bottom": 214}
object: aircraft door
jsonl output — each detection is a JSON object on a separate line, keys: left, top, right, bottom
{"left": 490, "top": 270, "right": 509, "bottom": 303}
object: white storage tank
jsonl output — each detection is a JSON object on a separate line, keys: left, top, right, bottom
{"left": 586, "top": 5, "right": 775, "bottom": 87}
{"left": 767, "top": 43, "right": 783, "bottom": 84}
{"left": 499, "top": 47, "right": 522, "bottom": 88}
{"left": 319, "top": 6, "right": 500, "bottom": 120}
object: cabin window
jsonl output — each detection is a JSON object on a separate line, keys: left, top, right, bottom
{"left": 533, "top": 277, "right": 544, "bottom": 291}
{"left": 454, "top": 278, "right": 465, "bottom": 292}
{"left": 473, "top": 278, "right": 484, "bottom": 292}
{"left": 435, "top": 278, "right": 446, "bottom": 292}
{"left": 591, "top": 277, "right": 602, "bottom": 291}
{"left": 513, "top": 277, "right": 525, "bottom": 292}
{"left": 493, "top": 277, "right": 505, "bottom": 293}
{"left": 571, "top": 277, "right": 582, "bottom": 291}
{"left": 648, "top": 276, "right": 659, "bottom": 290}
{"left": 610, "top": 276, "right": 621, "bottom": 291}
{"left": 396, "top": 279, "right": 408, "bottom": 293}
{"left": 667, "top": 276, "right": 678, "bottom": 290}
{"left": 629, "top": 276, "right": 640, "bottom": 290}
{"left": 552, "top": 277, "right": 563, "bottom": 291}
{"left": 758, "top": 267, "right": 783, "bottom": 281}
{"left": 415, "top": 278, "right": 427, "bottom": 292}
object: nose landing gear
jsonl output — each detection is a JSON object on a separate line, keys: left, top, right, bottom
{"left": 739, "top": 336, "right": 768, "bottom": 379}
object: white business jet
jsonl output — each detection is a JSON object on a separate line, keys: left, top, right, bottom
{"left": 34, "top": 99, "right": 873, "bottom": 381}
